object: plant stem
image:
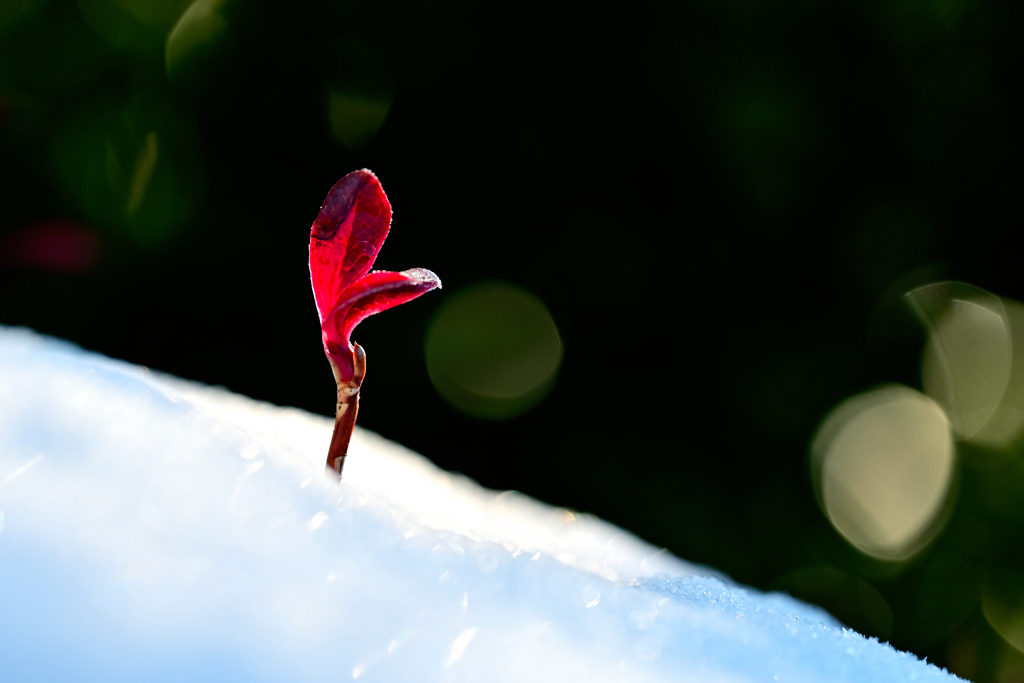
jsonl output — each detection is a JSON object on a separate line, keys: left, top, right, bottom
{"left": 326, "top": 343, "right": 366, "bottom": 478}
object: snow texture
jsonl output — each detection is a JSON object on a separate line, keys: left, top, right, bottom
{"left": 0, "top": 326, "right": 961, "bottom": 682}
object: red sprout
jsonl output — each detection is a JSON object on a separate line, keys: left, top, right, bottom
{"left": 309, "top": 169, "right": 440, "bottom": 478}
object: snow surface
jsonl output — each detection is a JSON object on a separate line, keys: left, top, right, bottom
{"left": 0, "top": 326, "right": 961, "bottom": 682}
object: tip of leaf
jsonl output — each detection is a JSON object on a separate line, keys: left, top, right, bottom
{"left": 311, "top": 169, "right": 382, "bottom": 241}
{"left": 403, "top": 267, "right": 442, "bottom": 290}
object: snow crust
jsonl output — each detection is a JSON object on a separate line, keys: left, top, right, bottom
{"left": 0, "top": 326, "right": 961, "bottom": 682}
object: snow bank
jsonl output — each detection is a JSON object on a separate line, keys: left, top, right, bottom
{"left": 0, "top": 326, "right": 960, "bottom": 682}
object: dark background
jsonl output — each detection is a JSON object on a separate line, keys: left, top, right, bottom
{"left": 2, "top": 0, "right": 1022, "bottom": 679}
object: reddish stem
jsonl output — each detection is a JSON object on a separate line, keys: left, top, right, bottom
{"left": 325, "top": 344, "right": 366, "bottom": 478}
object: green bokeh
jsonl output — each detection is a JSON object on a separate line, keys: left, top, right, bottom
{"left": 425, "top": 282, "right": 563, "bottom": 420}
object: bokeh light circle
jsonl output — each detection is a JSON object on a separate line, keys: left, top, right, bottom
{"left": 983, "top": 565, "right": 1024, "bottom": 652}
{"left": 425, "top": 281, "right": 562, "bottom": 420}
{"left": 812, "top": 385, "right": 955, "bottom": 562}
{"left": 910, "top": 284, "right": 1013, "bottom": 441}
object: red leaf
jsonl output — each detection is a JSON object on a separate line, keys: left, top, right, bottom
{"left": 309, "top": 169, "right": 392, "bottom": 323}
{"left": 324, "top": 268, "right": 442, "bottom": 352}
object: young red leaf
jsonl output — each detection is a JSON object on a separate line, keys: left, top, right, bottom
{"left": 324, "top": 267, "right": 442, "bottom": 356}
{"left": 308, "top": 169, "right": 441, "bottom": 478}
{"left": 309, "top": 170, "right": 392, "bottom": 325}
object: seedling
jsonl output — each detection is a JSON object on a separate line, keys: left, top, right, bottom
{"left": 309, "top": 169, "right": 440, "bottom": 478}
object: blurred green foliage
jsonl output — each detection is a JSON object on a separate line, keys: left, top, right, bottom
{"left": 2, "top": 0, "right": 1024, "bottom": 679}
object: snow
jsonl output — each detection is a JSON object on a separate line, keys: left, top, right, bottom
{"left": 0, "top": 326, "right": 961, "bottom": 682}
